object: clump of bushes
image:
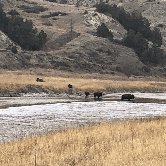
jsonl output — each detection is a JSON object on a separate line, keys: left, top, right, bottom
{"left": 84, "top": 10, "right": 88, "bottom": 14}
{"left": 0, "top": 2, "right": 4, "bottom": 8}
{"left": 7, "top": 9, "right": 20, "bottom": 16}
{"left": 45, "top": 0, "right": 57, "bottom": 2}
{"left": 123, "top": 29, "right": 163, "bottom": 64}
{"left": 0, "top": 6, "right": 47, "bottom": 51}
{"left": 20, "top": 5, "right": 48, "bottom": 14}
{"left": 95, "top": 3, "right": 163, "bottom": 64}
{"left": 45, "top": 0, "right": 67, "bottom": 3}
{"left": 41, "top": 11, "right": 67, "bottom": 18}
{"left": 42, "top": 22, "right": 53, "bottom": 26}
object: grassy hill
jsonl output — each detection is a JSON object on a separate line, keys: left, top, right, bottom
{"left": 0, "top": 0, "right": 166, "bottom": 77}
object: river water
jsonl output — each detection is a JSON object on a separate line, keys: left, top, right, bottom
{"left": 0, "top": 92, "right": 166, "bottom": 143}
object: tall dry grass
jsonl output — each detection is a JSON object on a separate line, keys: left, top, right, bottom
{"left": 0, "top": 69, "right": 166, "bottom": 93}
{"left": 1, "top": 117, "right": 166, "bottom": 165}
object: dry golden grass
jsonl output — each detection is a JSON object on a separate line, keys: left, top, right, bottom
{"left": 1, "top": 117, "right": 166, "bottom": 165}
{"left": 0, "top": 68, "right": 166, "bottom": 93}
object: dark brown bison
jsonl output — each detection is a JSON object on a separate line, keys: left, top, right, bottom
{"left": 68, "top": 84, "right": 73, "bottom": 88}
{"left": 85, "top": 91, "right": 90, "bottom": 97}
{"left": 121, "top": 94, "right": 134, "bottom": 101}
{"left": 94, "top": 92, "right": 102, "bottom": 98}
{"left": 36, "top": 78, "right": 45, "bottom": 82}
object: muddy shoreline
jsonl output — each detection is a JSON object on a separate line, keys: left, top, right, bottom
{"left": 1, "top": 91, "right": 166, "bottom": 109}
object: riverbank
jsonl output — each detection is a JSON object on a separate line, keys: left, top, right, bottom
{"left": 1, "top": 91, "right": 166, "bottom": 109}
{"left": 1, "top": 117, "right": 166, "bottom": 166}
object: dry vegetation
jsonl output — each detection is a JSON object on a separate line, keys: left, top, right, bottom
{"left": 0, "top": 68, "right": 166, "bottom": 94}
{"left": 1, "top": 117, "right": 166, "bottom": 165}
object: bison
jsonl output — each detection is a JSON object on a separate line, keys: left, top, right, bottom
{"left": 68, "top": 84, "right": 73, "bottom": 88}
{"left": 94, "top": 92, "right": 102, "bottom": 98}
{"left": 121, "top": 94, "right": 134, "bottom": 101}
{"left": 85, "top": 91, "right": 90, "bottom": 97}
{"left": 36, "top": 78, "right": 45, "bottom": 82}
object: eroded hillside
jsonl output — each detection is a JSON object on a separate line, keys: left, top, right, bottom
{"left": 0, "top": 0, "right": 166, "bottom": 77}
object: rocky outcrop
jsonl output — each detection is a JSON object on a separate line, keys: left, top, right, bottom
{"left": 0, "top": 31, "right": 21, "bottom": 51}
{"left": 84, "top": 12, "right": 127, "bottom": 41}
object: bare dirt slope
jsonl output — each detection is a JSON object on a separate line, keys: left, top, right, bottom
{"left": 0, "top": 0, "right": 166, "bottom": 77}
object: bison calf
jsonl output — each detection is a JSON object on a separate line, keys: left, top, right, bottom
{"left": 121, "top": 94, "right": 134, "bottom": 101}
{"left": 94, "top": 92, "right": 102, "bottom": 98}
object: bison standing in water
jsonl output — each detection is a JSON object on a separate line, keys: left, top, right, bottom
{"left": 94, "top": 92, "right": 102, "bottom": 98}
{"left": 121, "top": 94, "right": 134, "bottom": 101}
{"left": 85, "top": 91, "right": 90, "bottom": 97}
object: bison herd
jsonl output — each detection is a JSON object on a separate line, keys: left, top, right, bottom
{"left": 36, "top": 79, "right": 135, "bottom": 101}
{"left": 85, "top": 91, "right": 135, "bottom": 101}
{"left": 85, "top": 91, "right": 102, "bottom": 99}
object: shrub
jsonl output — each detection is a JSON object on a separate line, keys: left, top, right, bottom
{"left": 7, "top": 9, "right": 20, "bottom": 16}
{"left": 84, "top": 10, "right": 88, "bottom": 14}
{"left": 123, "top": 29, "right": 135, "bottom": 48}
{"left": 41, "top": 11, "right": 67, "bottom": 18}
{"left": 142, "top": 66, "right": 150, "bottom": 72}
{"left": 42, "top": 22, "right": 53, "bottom": 26}
{"left": 20, "top": 5, "right": 47, "bottom": 14}
{"left": 97, "top": 23, "right": 113, "bottom": 40}
{"left": 140, "top": 46, "right": 164, "bottom": 64}
{"left": 158, "top": 24, "right": 163, "bottom": 28}
{"left": 24, "top": 8, "right": 40, "bottom": 14}
{"left": 133, "top": 32, "right": 148, "bottom": 56}
{"left": 150, "top": 27, "right": 162, "bottom": 47}
{"left": 11, "top": 46, "right": 18, "bottom": 54}
{"left": 0, "top": 2, "right": 4, "bottom": 8}
{"left": 95, "top": 3, "right": 163, "bottom": 64}
{"left": 0, "top": 10, "right": 47, "bottom": 51}
{"left": 123, "top": 30, "right": 148, "bottom": 57}
{"left": 0, "top": 6, "right": 9, "bottom": 32}
{"left": 45, "top": 0, "right": 57, "bottom": 2}
{"left": 95, "top": 3, "right": 161, "bottom": 46}
{"left": 60, "top": 0, "right": 67, "bottom": 4}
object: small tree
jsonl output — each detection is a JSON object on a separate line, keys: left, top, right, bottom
{"left": 5, "top": 16, "right": 47, "bottom": 51}
{"left": 97, "top": 23, "right": 113, "bottom": 40}
{"left": 133, "top": 32, "right": 148, "bottom": 56}
{"left": 8, "top": 9, "right": 20, "bottom": 16}
{"left": 123, "top": 30, "right": 148, "bottom": 56}
{"left": 123, "top": 29, "right": 135, "bottom": 47}
{"left": 140, "top": 45, "right": 164, "bottom": 64}
{"left": 37, "top": 30, "right": 47, "bottom": 50}
{"left": 151, "top": 27, "right": 162, "bottom": 47}
{"left": 11, "top": 46, "right": 18, "bottom": 54}
{"left": 0, "top": 6, "right": 8, "bottom": 32}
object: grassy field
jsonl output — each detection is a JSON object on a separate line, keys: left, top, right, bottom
{"left": 1, "top": 117, "right": 166, "bottom": 165}
{"left": 1, "top": 69, "right": 166, "bottom": 165}
{"left": 0, "top": 68, "right": 166, "bottom": 93}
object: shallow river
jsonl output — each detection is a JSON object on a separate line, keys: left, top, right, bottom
{"left": 1, "top": 92, "right": 166, "bottom": 143}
